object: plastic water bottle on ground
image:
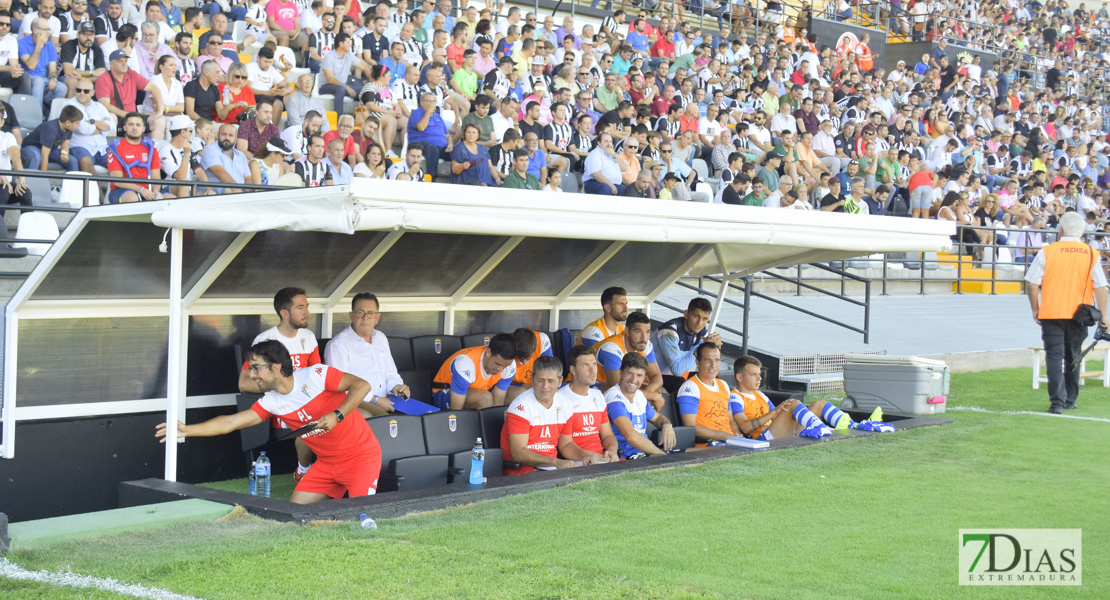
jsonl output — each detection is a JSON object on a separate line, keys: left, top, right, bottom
{"left": 359, "top": 513, "right": 377, "bottom": 530}
{"left": 469, "top": 437, "right": 485, "bottom": 485}
{"left": 248, "top": 461, "right": 257, "bottom": 496}
{"left": 255, "top": 452, "right": 271, "bottom": 498}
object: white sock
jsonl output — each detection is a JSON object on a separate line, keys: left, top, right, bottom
{"left": 296, "top": 463, "right": 311, "bottom": 474}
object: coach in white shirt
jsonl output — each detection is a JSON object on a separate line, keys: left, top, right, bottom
{"left": 323, "top": 293, "right": 410, "bottom": 416}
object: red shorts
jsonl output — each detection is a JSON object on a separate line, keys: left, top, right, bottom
{"left": 294, "top": 450, "right": 382, "bottom": 499}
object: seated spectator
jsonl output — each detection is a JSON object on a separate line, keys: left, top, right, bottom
{"left": 324, "top": 137, "right": 354, "bottom": 184}
{"left": 236, "top": 98, "right": 279, "bottom": 158}
{"left": 63, "top": 77, "right": 112, "bottom": 173}
{"left": 386, "top": 145, "right": 425, "bottom": 180}
{"left": 461, "top": 94, "right": 495, "bottom": 147}
{"left": 521, "top": 131, "right": 548, "bottom": 184}
{"left": 594, "top": 310, "right": 664, "bottom": 410}
{"left": 322, "top": 114, "right": 360, "bottom": 166}
{"left": 198, "top": 12, "right": 239, "bottom": 62}
{"left": 407, "top": 91, "right": 451, "bottom": 178}
{"left": 730, "top": 355, "right": 854, "bottom": 439}
{"left": 293, "top": 133, "right": 333, "bottom": 187}
{"left": 96, "top": 49, "right": 166, "bottom": 138}
{"left": 323, "top": 293, "right": 410, "bottom": 418}
{"left": 502, "top": 147, "right": 540, "bottom": 190}
{"left": 246, "top": 136, "right": 291, "bottom": 186}
{"left": 267, "top": 0, "right": 305, "bottom": 53}
{"left": 360, "top": 64, "right": 406, "bottom": 157}
{"left": 501, "top": 355, "right": 604, "bottom": 475}
{"left": 432, "top": 333, "right": 517, "bottom": 410}
{"left": 161, "top": 115, "right": 210, "bottom": 197}
{"left": 195, "top": 26, "right": 233, "bottom": 75}
{"left": 59, "top": 21, "right": 103, "bottom": 97}
{"left": 146, "top": 55, "right": 185, "bottom": 123}
{"left": 214, "top": 62, "right": 255, "bottom": 124}
{"left": 20, "top": 104, "right": 81, "bottom": 172}
{"left": 106, "top": 112, "right": 164, "bottom": 203}
{"left": 354, "top": 141, "right": 387, "bottom": 179}
{"left": 720, "top": 173, "right": 748, "bottom": 205}
{"left": 201, "top": 122, "right": 251, "bottom": 193}
{"left": 285, "top": 73, "right": 330, "bottom": 133}
{"left": 133, "top": 20, "right": 171, "bottom": 80}
{"left": 619, "top": 168, "right": 656, "bottom": 198}
{"left": 184, "top": 61, "right": 222, "bottom": 122}
{"left": 450, "top": 122, "right": 495, "bottom": 185}
{"left": 582, "top": 132, "right": 623, "bottom": 195}
{"left": 605, "top": 352, "right": 677, "bottom": 458}
{"left": 557, "top": 344, "right": 620, "bottom": 463}
{"left": 320, "top": 32, "right": 370, "bottom": 115}
{"left": 246, "top": 47, "right": 294, "bottom": 118}
{"left": 0, "top": 107, "right": 28, "bottom": 213}
{"left": 18, "top": 17, "right": 65, "bottom": 117}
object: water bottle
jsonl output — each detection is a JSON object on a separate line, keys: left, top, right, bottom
{"left": 248, "top": 461, "right": 257, "bottom": 496}
{"left": 359, "top": 513, "right": 377, "bottom": 530}
{"left": 223, "top": 85, "right": 232, "bottom": 105}
{"left": 469, "top": 437, "right": 485, "bottom": 485}
{"left": 255, "top": 452, "right": 271, "bottom": 498}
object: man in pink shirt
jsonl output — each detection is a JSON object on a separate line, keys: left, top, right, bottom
{"left": 267, "top": 0, "right": 305, "bottom": 52}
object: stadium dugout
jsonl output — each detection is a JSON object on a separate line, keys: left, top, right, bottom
{"left": 0, "top": 180, "right": 952, "bottom": 520}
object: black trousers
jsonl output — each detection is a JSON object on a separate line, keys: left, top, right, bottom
{"left": 1040, "top": 318, "right": 1087, "bottom": 409}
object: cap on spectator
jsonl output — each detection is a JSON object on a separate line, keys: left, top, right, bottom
{"left": 663, "top": 172, "right": 680, "bottom": 182}
{"left": 109, "top": 50, "right": 128, "bottom": 62}
{"left": 168, "top": 115, "right": 195, "bottom": 131}
{"left": 644, "top": 159, "right": 663, "bottom": 169}
{"left": 531, "top": 55, "right": 545, "bottom": 66}
{"left": 768, "top": 150, "right": 785, "bottom": 160}
{"left": 849, "top": 159, "right": 859, "bottom": 165}
{"left": 266, "top": 138, "right": 293, "bottom": 155}
{"left": 77, "top": 22, "right": 95, "bottom": 34}
{"left": 498, "top": 56, "right": 515, "bottom": 66}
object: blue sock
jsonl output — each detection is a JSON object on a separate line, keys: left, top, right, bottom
{"left": 792, "top": 404, "right": 822, "bottom": 429}
{"left": 821, "top": 403, "right": 854, "bottom": 427}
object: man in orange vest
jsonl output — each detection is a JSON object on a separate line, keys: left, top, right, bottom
{"left": 854, "top": 33, "right": 877, "bottom": 72}
{"left": 1025, "top": 212, "right": 1110, "bottom": 413}
{"left": 432, "top": 333, "right": 518, "bottom": 410}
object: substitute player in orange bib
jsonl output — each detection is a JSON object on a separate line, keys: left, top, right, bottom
{"left": 157, "top": 340, "right": 382, "bottom": 504}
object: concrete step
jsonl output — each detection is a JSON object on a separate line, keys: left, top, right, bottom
{"left": 6, "top": 499, "right": 232, "bottom": 551}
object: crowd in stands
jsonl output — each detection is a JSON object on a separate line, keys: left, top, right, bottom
{"left": 2, "top": 0, "right": 1110, "bottom": 247}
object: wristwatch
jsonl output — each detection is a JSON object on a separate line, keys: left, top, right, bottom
{"left": 333, "top": 409, "right": 344, "bottom": 423}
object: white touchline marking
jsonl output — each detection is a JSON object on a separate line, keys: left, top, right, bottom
{"left": 949, "top": 406, "right": 1110, "bottom": 423}
{"left": 0, "top": 558, "right": 204, "bottom": 600}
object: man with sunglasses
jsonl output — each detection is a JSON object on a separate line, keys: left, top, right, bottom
{"left": 62, "top": 72, "right": 111, "bottom": 173}
{"left": 57, "top": 0, "right": 90, "bottom": 45}
{"left": 0, "top": 10, "right": 24, "bottom": 93}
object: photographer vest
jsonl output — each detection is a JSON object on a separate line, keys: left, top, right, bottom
{"left": 1038, "top": 240, "right": 1095, "bottom": 320}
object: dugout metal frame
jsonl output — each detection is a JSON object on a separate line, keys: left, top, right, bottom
{"left": 0, "top": 180, "right": 953, "bottom": 482}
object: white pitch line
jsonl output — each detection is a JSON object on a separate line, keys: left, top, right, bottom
{"left": 0, "top": 558, "right": 204, "bottom": 600}
{"left": 948, "top": 405, "right": 1110, "bottom": 423}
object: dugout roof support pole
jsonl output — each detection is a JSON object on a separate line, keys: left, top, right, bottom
{"left": 165, "top": 228, "right": 186, "bottom": 481}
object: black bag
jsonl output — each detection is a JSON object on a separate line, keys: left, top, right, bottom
{"left": 1073, "top": 248, "right": 1101, "bottom": 327}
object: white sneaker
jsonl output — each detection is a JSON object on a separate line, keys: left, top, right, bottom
{"left": 386, "top": 150, "right": 399, "bottom": 159}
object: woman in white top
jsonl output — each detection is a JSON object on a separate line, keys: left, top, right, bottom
{"left": 543, "top": 169, "right": 564, "bottom": 193}
{"left": 146, "top": 55, "right": 185, "bottom": 120}
{"left": 248, "top": 138, "right": 290, "bottom": 186}
{"left": 354, "top": 142, "right": 388, "bottom": 179}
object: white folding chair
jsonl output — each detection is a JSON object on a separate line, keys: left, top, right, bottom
{"left": 59, "top": 171, "right": 100, "bottom": 207}
{"left": 13, "top": 212, "right": 59, "bottom": 255}
{"left": 47, "top": 98, "right": 68, "bottom": 121}
{"left": 231, "top": 20, "right": 247, "bottom": 43}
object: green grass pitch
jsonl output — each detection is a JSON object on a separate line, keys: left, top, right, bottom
{"left": 3, "top": 367, "right": 1108, "bottom": 599}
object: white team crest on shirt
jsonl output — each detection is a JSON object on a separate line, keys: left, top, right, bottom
{"left": 301, "top": 384, "right": 310, "bottom": 397}
{"left": 141, "top": 153, "right": 148, "bottom": 162}
{"left": 300, "top": 337, "right": 307, "bottom": 350}
{"left": 483, "top": 336, "right": 490, "bottom": 346}
{"left": 389, "top": 419, "right": 398, "bottom": 438}
{"left": 448, "top": 414, "right": 457, "bottom": 432}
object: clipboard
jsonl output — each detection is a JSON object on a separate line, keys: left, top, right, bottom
{"left": 275, "top": 422, "right": 318, "bottom": 442}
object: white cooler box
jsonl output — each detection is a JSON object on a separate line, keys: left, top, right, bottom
{"left": 841, "top": 355, "right": 949, "bottom": 415}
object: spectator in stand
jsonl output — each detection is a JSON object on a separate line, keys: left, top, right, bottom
{"left": 59, "top": 21, "right": 102, "bottom": 96}
{"left": 18, "top": 17, "right": 65, "bottom": 116}
{"left": 236, "top": 97, "right": 279, "bottom": 158}
{"left": 246, "top": 47, "right": 294, "bottom": 118}
{"left": 324, "top": 137, "right": 354, "bottom": 185}
{"left": 294, "top": 133, "right": 333, "bottom": 187}
{"left": 285, "top": 72, "right": 329, "bottom": 132}
{"left": 582, "top": 131, "right": 622, "bottom": 195}
{"left": 105, "top": 111, "right": 163, "bottom": 203}
{"left": 387, "top": 144, "right": 425, "bottom": 181}
{"left": 201, "top": 122, "right": 250, "bottom": 193}
{"left": 214, "top": 62, "right": 255, "bottom": 124}
{"left": 407, "top": 91, "right": 451, "bottom": 178}
{"left": 450, "top": 121, "right": 494, "bottom": 185}
{"left": 63, "top": 76, "right": 112, "bottom": 172}
{"left": 20, "top": 103, "right": 81, "bottom": 172}
{"left": 267, "top": 0, "right": 305, "bottom": 53}
{"left": 183, "top": 60, "right": 221, "bottom": 122}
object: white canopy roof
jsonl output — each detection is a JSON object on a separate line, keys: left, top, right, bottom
{"left": 149, "top": 180, "right": 954, "bottom": 277}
